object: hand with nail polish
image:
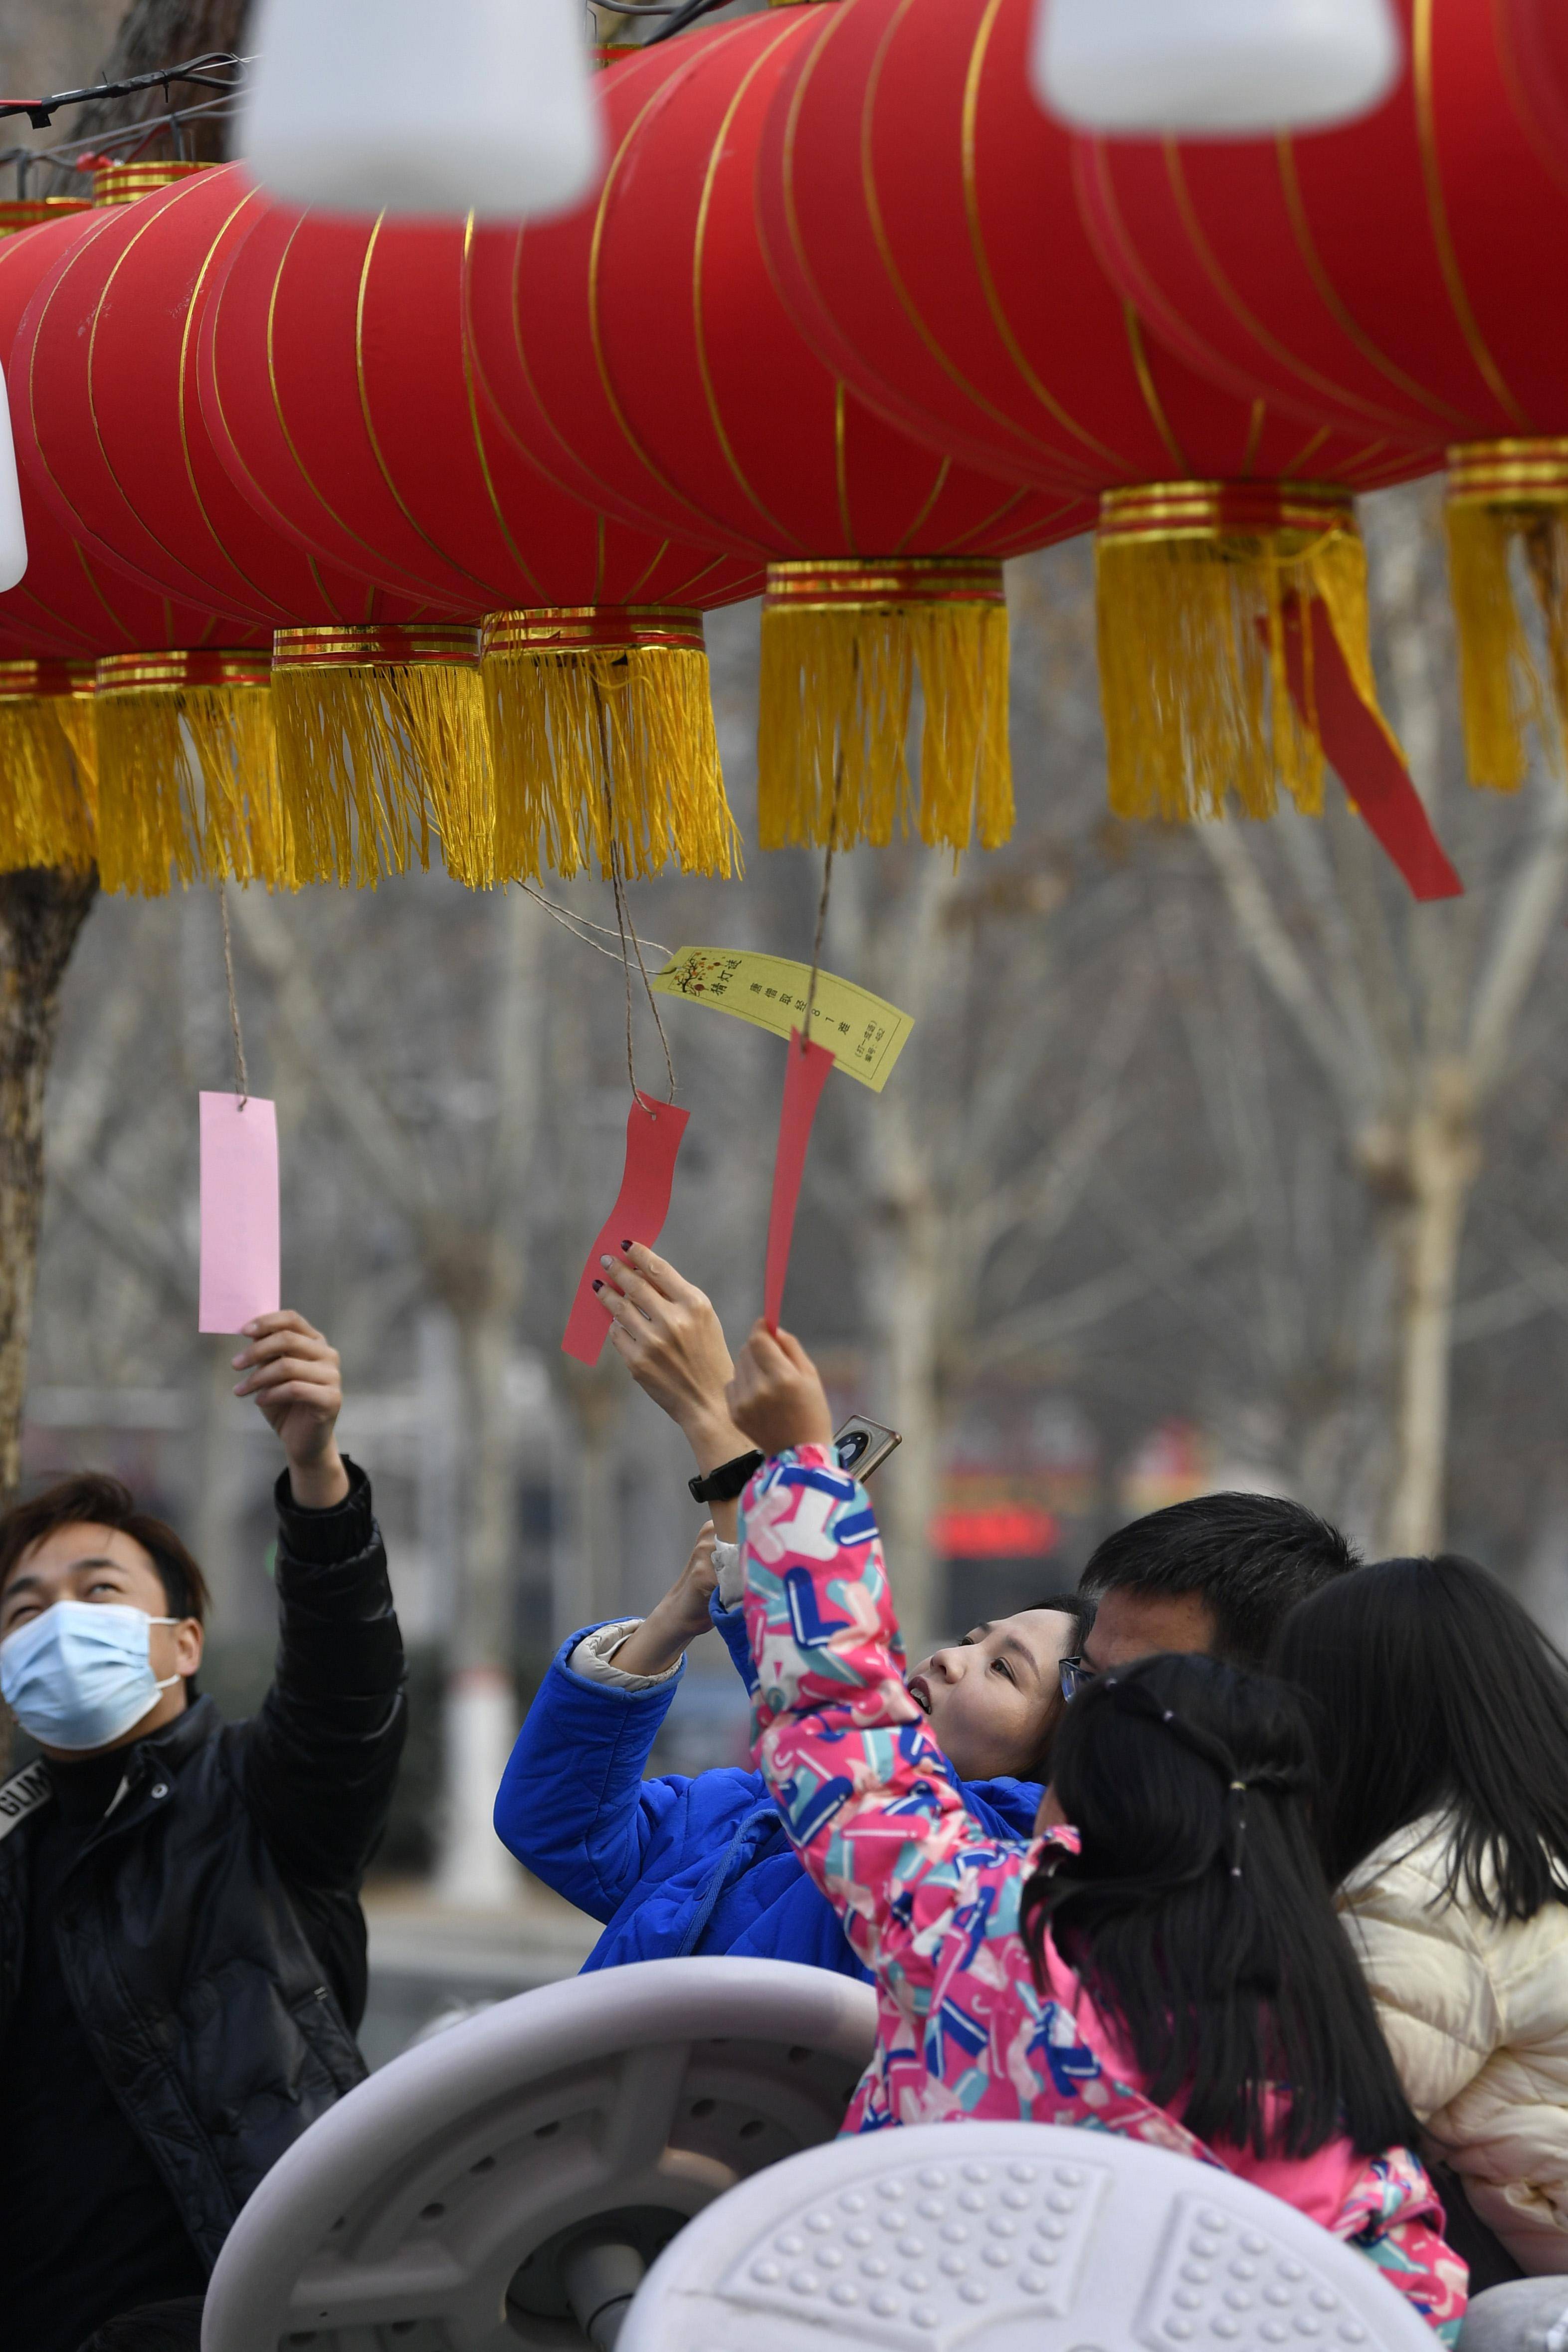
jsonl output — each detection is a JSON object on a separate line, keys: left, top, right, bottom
{"left": 594, "top": 1243, "right": 751, "bottom": 1538}
{"left": 231, "top": 1310, "right": 349, "bottom": 1509}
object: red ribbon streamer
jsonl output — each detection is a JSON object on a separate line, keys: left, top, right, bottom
{"left": 764, "top": 1031, "right": 836, "bottom": 1332}
{"left": 1283, "top": 600, "right": 1464, "bottom": 903}
{"left": 562, "top": 1093, "right": 691, "bottom": 1364}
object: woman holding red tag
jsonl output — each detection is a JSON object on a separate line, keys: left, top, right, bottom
{"left": 496, "top": 1245, "right": 1081, "bottom": 1979}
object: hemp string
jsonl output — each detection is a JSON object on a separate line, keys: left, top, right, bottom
{"left": 595, "top": 682, "right": 676, "bottom": 1107}
{"left": 801, "top": 719, "right": 849, "bottom": 1053}
{"left": 219, "top": 881, "right": 249, "bottom": 1108}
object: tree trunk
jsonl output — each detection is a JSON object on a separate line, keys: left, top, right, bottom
{"left": 0, "top": 868, "right": 99, "bottom": 1505}
{"left": 59, "top": 0, "right": 254, "bottom": 164}
{"left": 1378, "top": 1065, "right": 1481, "bottom": 1558}
{"left": 435, "top": 1263, "right": 525, "bottom": 1908}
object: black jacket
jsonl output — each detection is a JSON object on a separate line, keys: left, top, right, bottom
{"left": 0, "top": 1461, "right": 405, "bottom": 2271}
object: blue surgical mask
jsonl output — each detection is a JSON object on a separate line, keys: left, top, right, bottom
{"left": 0, "top": 1601, "right": 180, "bottom": 1752}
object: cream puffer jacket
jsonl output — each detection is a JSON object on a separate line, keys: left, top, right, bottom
{"left": 1340, "top": 1809, "right": 1568, "bottom": 2273}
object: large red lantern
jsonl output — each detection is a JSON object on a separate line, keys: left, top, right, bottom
{"left": 751, "top": 0, "right": 1444, "bottom": 828}
{"left": 196, "top": 180, "right": 758, "bottom": 883}
{"left": 12, "top": 165, "right": 505, "bottom": 889}
{"left": 1074, "top": 0, "right": 1568, "bottom": 792}
{"left": 464, "top": 11, "right": 1091, "bottom": 855}
{"left": 0, "top": 190, "right": 274, "bottom": 892}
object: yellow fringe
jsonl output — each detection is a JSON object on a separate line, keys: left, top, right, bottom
{"left": 1095, "top": 523, "right": 1395, "bottom": 824}
{"left": 484, "top": 643, "right": 737, "bottom": 882}
{"left": 1444, "top": 500, "right": 1568, "bottom": 793}
{"left": 272, "top": 659, "right": 495, "bottom": 888}
{"left": 0, "top": 699, "right": 97, "bottom": 871}
{"left": 757, "top": 600, "right": 1013, "bottom": 854}
{"left": 94, "top": 685, "right": 287, "bottom": 896}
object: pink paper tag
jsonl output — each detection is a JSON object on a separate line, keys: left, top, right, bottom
{"left": 562, "top": 1093, "right": 692, "bottom": 1364}
{"left": 198, "top": 1092, "right": 281, "bottom": 1334}
{"left": 764, "top": 1031, "right": 835, "bottom": 1332}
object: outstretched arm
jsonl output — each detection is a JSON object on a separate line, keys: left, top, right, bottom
{"left": 234, "top": 1313, "right": 404, "bottom": 1890}
{"left": 727, "top": 1323, "right": 1066, "bottom": 1994}
{"left": 232, "top": 1308, "right": 351, "bottom": 1509}
{"left": 595, "top": 1243, "right": 752, "bottom": 1540}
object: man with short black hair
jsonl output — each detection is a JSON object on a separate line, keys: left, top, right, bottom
{"left": 0, "top": 1309, "right": 406, "bottom": 2352}
{"left": 1072, "top": 1490, "right": 1360, "bottom": 1680}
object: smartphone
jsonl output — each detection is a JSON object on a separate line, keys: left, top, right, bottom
{"left": 834, "top": 1414, "right": 903, "bottom": 1482}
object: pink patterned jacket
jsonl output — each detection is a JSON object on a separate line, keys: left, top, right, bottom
{"left": 739, "top": 1444, "right": 1468, "bottom": 2343}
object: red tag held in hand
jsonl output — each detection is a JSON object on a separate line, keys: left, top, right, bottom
{"left": 562, "top": 1093, "right": 691, "bottom": 1364}
{"left": 764, "top": 1031, "right": 835, "bottom": 1332}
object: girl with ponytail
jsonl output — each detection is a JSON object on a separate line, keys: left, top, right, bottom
{"left": 724, "top": 1318, "right": 1468, "bottom": 2343}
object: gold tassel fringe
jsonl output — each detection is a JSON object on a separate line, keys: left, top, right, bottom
{"left": 482, "top": 610, "right": 737, "bottom": 882}
{"left": 93, "top": 653, "right": 285, "bottom": 896}
{"left": 758, "top": 559, "right": 1012, "bottom": 854}
{"left": 271, "top": 626, "right": 492, "bottom": 888}
{"left": 1445, "top": 441, "right": 1568, "bottom": 793}
{"left": 0, "top": 660, "right": 98, "bottom": 870}
{"left": 1095, "top": 482, "right": 1390, "bottom": 824}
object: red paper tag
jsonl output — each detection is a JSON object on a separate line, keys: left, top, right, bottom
{"left": 764, "top": 1031, "right": 836, "bottom": 1332}
{"left": 561, "top": 1093, "right": 691, "bottom": 1364}
{"left": 1282, "top": 601, "right": 1464, "bottom": 903}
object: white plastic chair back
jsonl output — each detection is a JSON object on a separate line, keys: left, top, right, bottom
{"left": 1460, "top": 2278, "right": 1568, "bottom": 2350}
{"left": 200, "top": 1956, "right": 876, "bottom": 2352}
{"left": 619, "top": 2119, "right": 1440, "bottom": 2352}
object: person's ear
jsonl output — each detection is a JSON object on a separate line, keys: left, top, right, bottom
{"left": 173, "top": 1618, "right": 204, "bottom": 1679}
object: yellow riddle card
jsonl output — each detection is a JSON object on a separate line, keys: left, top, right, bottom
{"left": 650, "top": 947, "right": 914, "bottom": 1091}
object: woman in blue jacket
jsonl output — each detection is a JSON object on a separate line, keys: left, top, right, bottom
{"left": 493, "top": 1245, "right": 1084, "bottom": 1979}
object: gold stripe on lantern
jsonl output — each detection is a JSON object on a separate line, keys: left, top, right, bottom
{"left": 481, "top": 606, "right": 737, "bottom": 884}
{"left": 271, "top": 622, "right": 492, "bottom": 889}
{"left": 759, "top": 556, "right": 1011, "bottom": 855}
{"left": 94, "top": 648, "right": 285, "bottom": 895}
{"left": 0, "top": 657, "right": 98, "bottom": 871}
{"left": 1095, "top": 480, "right": 1397, "bottom": 824}
{"left": 1445, "top": 439, "right": 1568, "bottom": 792}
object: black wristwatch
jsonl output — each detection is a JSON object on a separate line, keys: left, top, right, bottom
{"left": 688, "top": 1449, "right": 765, "bottom": 1504}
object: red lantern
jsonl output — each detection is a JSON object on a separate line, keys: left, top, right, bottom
{"left": 464, "top": 13, "right": 1091, "bottom": 854}
{"left": 751, "top": 0, "right": 1444, "bottom": 826}
{"left": 12, "top": 166, "right": 504, "bottom": 888}
{"left": 1073, "top": 0, "right": 1568, "bottom": 790}
{"left": 196, "top": 179, "right": 758, "bottom": 882}
{"left": 0, "top": 193, "right": 272, "bottom": 891}
{"left": 1498, "top": 0, "right": 1568, "bottom": 178}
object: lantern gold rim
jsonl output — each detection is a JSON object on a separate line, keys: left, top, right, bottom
{"left": 271, "top": 624, "right": 482, "bottom": 670}
{"left": 482, "top": 606, "right": 706, "bottom": 655}
{"left": 1097, "top": 480, "right": 1357, "bottom": 548}
{"left": 762, "top": 556, "right": 1004, "bottom": 609}
{"left": 0, "top": 657, "right": 97, "bottom": 702}
{"left": 1446, "top": 439, "right": 1568, "bottom": 508}
{"left": 95, "top": 649, "right": 272, "bottom": 696}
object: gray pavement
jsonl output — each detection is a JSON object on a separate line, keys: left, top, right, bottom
{"left": 360, "top": 1885, "right": 598, "bottom": 2070}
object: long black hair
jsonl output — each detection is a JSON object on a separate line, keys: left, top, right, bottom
{"left": 1021, "top": 1653, "right": 1419, "bottom": 2159}
{"left": 1273, "top": 1553, "right": 1568, "bottom": 1922}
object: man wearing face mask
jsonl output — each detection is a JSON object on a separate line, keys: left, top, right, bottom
{"left": 0, "top": 1309, "right": 405, "bottom": 2352}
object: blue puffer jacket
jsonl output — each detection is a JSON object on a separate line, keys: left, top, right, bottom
{"left": 494, "top": 1602, "right": 1043, "bottom": 1978}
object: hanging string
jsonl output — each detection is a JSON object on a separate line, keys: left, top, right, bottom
{"left": 595, "top": 682, "right": 677, "bottom": 1105}
{"left": 518, "top": 880, "right": 669, "bottom": 964}
{"left": 801, "top": 726, "right": 849, "bottom": 1053}
{"left": 218, "top": 881, "right": 249, "bottom": 1108}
